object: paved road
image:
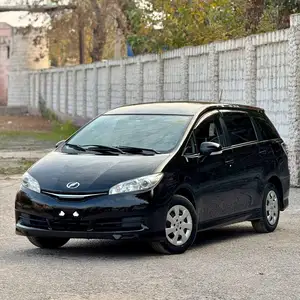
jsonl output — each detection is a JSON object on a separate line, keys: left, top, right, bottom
{"left": 1, "top": 178, "right": 300, "bottom": 300}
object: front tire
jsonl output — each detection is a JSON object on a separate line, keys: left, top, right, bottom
{"left": 252, "top": 183, "right": 280, "bottom": 233}
{"left": 27, "top": 236, "right": 70, "bottom": 249}
{"left": 151, "top": 195, "right": 197, "bottom": 255}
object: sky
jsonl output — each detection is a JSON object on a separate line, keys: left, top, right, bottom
{"left": 0, "top": 0, "right": 59, "bottom": 27}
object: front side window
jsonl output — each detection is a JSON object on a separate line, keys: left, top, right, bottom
{"left": 66, "top": 114, "right": 192, "bottom": 153}
{"left": 184, "top": 114, "right": 223, "bottom": 154}
{"left": 222, "top": 112, "right": 257, "bottom": 146}
{"left": 194, "top": 115, "right": 222, "bottom": 146}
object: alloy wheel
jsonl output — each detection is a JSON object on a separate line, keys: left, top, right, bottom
{"left": 266, "top": 190, "right": 279, "bottom": 226}
{"left": 165, "top": 205, "right": 193, "bottom": 246}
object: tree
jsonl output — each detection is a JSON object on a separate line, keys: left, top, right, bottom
{"left": 15, "top": 0, "right": 129, "bottom": 64}
{"left": 264, "top": 0, "right": 300, "bottom": 29}
{"left": 47, "top": 0, "right": 114, "bottom": 64}
{"left": 119, "top": 0, "right": 247, "bottom": 54}
{"left": 7, "top": 0, "right": 300, "bottom": 65}
{"left": 46, "top": 0, "right": 147, "bottom": 63}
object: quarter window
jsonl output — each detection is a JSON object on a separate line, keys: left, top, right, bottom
{"left": 253, "top": 115, "right": 279, "bottom": 141}
{"left": 222, "top": 112, "right": 257, "bottom": 145}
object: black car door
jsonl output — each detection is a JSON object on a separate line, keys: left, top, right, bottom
{"left": 220, "top": 110, "right": 262, "bottom": 214}
{"left": 183, "top": 110, "right": 237, "bottom": 224}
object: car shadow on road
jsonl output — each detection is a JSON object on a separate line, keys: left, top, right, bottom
{"left": 16, "top": 224, "right": 257, "bottom": 259}
{"left": 193, "top": 224, "right": 256, "bottom": 248}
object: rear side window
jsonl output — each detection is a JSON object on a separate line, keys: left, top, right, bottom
{"left": 222, "top": 112, "right": 257, "bottom": 145}
{"left": 253, "top": 115, "right": 279, "bottom": 141}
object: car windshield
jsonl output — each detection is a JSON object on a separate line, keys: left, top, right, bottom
{"left": 65, "top": 114, "right": 192, "bottom": 153}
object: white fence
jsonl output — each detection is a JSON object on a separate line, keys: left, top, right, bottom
{"left": 8, "top": 14, "right": 300, "bottom": 186}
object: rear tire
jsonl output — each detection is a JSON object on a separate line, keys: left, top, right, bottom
{"left": 27, "top": 236, "right": 70, "bottom": 249}
{"left": 252, "top": 183, "right": 280, "bottom": 233}
{"left": 151, "top": 195, "right": 197, "bottom": 255}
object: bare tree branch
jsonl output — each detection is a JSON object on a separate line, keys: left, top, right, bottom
{"left": 0, "top": 5, "right": 76, "bottom": 13}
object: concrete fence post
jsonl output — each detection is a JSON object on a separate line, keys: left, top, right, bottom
{"left": 72, "top": 70, "right": 77, "bottom": 116}
{"left": 45, "top": 73, "right": 49, "bottom": 108}
{"left": 43, "top": 73, "right": 47, "bottom": 109}
{"left": 82, "top": 67, "right": 87, "bottom": 118}
{"left": 245, "top": 36, "right": 257, "bottom": 106}
{"left": 105, "top": 61, "right": 112, "bottom": 110}
{"left": 30, "top": 73, "right": 34, "bottom": 107}
{"left": 136, "top": 57, "right": 144, "bottom": 103}
{"left": 288, "top": 14, "right": 300, "bottom": 186}
{"left": 36, "top": 72, "right": 40, "bottom": 109}
{"left": 208, "top": 44, "right": 219, "bottom": 102}
{"left": 56, "top": 71, "right": 61, "bottom": 112}
{"left": 181, "top": 53, "right": 189, "bottom": 100}
{"left": 120, "top": 61, "right": 126, "bottom": 106}
{"left": 156, "top": 55, "right": 164, "bottom": 101}
{"left": 64, "top": 70, "right": 68, "bottom": 114}
{"left": 49, "top": 71, "right": 53, "bottom": 110}
{"left": 92, "top": 65, "right": 99, "bottom": 118}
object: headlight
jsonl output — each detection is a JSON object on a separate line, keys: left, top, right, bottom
{"left": 21, "top": 172, "right": 41, "bottom": 193}
{"left": 109, "top": 173, "right": 163, "bottom": 195}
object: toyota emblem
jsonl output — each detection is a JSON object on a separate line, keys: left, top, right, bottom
{"left": 66, "top": 182, "right": 80, "bottom": 189}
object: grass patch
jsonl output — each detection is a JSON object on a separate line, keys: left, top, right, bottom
{"left": 0, "top": 159, "right": 36, "bottom": 175}
{"left": 0, "top": 120, "right": 78, "bottom": 142}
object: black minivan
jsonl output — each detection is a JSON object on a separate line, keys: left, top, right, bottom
{"left": 15, "top": 102, "right": 290, "bottom": 254}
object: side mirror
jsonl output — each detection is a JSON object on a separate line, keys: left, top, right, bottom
{"left": 55, "top": 140, "right": 66, "bottom": 148}
{"left": 200, "top": 142, "right": 222, "bottom": 156}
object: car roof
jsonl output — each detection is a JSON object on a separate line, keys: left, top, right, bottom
{"left": 104, "top": 101, "right": 264, "bottom": 116}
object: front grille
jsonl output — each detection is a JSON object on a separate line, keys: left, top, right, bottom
{"left": 50, "top": 219, "right": 90, "bottom": 231}
{"left": 42, "top": 191, "right": 108, "bottom": 201}
{"left": 19, "top": 214, "right": 143, "bottom": 232}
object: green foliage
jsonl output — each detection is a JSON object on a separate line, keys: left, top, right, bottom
{"left": 38, "top": 98, "right": 78, "bottom": 141}
{"left": 125, "top": 0, "right": 248, "bottom": 53}
{"left": 51, "top": 120, "right": 78, "bottom": 140}
{"left": 123, "top": 0, "right": 300, "bottom": 54}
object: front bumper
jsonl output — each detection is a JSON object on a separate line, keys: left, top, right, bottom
{"left": 15, "top": 187, "right": 167, "bottom": 241}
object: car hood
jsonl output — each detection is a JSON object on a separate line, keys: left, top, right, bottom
{"left": 29, "top": 151, "right": 170, "bottom": 193}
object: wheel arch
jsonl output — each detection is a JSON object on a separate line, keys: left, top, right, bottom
{"left": 174, "top": 186, "right": 196, "bottom": 209}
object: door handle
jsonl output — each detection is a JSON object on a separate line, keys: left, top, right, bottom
{"left": 225, "top": 159, "right": 234, "bottom": 167}
{"left": 259, "top": 149, "right": 267, "bottom": 155}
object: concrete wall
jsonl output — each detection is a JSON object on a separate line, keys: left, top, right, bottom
{"left": 7, "top": 14, "right": 300, "bottom": 186}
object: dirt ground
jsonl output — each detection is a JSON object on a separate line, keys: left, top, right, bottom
{"left": 0, "top": 115, "right": 57, "bottom": 176}
{"left": 0, "top": 115, "right": 52, "bottom": 132}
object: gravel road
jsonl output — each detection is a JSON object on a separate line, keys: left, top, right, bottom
{"left": 1, "top": 178, "right": 299, "bottom": 300}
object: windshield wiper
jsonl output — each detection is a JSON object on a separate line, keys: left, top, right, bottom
{"left": 117, "top": 146, "right": 160, "bottom": 155}
{"left": 65, "top": 143, "right": 86, "bottom": 152}
{"left": 82, "top": 144, "right": 125, "bottom": 154}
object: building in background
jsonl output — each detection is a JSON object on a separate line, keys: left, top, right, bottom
{"left": 0, "top": 22, "right": 49, "bottom": 106}
{"left": 0, "top": 23, "right": 11, "bottom": 105}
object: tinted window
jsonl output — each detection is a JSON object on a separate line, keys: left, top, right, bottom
{"left": 253, "top": 115, "right": 279, "bottom": 140}
{"left": 66, "top": 114, "right": 192, "bottom": 153}
{"left": 222, "top": 112, "right": 257, "bottom": 145}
